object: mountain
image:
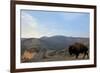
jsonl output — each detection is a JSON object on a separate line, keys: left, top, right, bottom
{"left": 21, "top": 35, "right": 89, "bottom": 51}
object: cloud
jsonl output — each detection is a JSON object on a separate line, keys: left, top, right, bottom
{"left": 21, "top": 12, "right": 40, "bottom": 38}
{"left": 21, "top": 12, "right": 38, "bottom": 29}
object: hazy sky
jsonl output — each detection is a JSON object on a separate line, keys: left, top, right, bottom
{"left": 21, "top": 10, "right": 90, "bottom": 38}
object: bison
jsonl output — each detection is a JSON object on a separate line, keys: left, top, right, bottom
{"left": 68, "top": 43, "right": 89, "bottom": 59}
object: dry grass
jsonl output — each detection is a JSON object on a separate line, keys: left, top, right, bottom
{"left": 21, "top": 50, "right": 89, "bottom": 63}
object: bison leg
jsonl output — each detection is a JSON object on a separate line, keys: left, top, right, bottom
{"left": 83, "top": 54, "right": 86, "bottom": 59}
{"left": 83, "top": 51, "right": 88, "bottom": 59}
{"left": 86, "top": 52, "right": 89, "bottom": 59}
{"left": 76, "top": 53, "right": 79, "bottom": 59}
{"left": 69, "top": 51, "right": 73, "bottom": 55}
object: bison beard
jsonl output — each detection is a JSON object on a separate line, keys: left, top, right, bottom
{"left": 68, "top": 43, "right": 88, "bottom": 59}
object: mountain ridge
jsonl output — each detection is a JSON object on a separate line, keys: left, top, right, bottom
{"left": 21, "top": 35, "right": 89, "bottom": 51}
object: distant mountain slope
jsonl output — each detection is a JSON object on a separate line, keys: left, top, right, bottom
{"left": 21, "top": 35, "right": 89, "bottom": 51}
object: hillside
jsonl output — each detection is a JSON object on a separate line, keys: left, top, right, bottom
{"left": 21, "top": 35, "right": 89, "bottom": 62}
{"left": 21, "top": 35, "right": 89, "bottom": 50}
